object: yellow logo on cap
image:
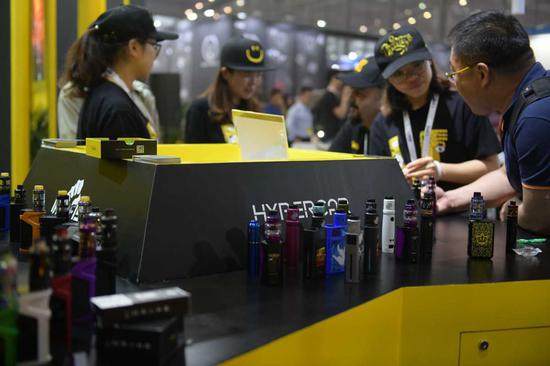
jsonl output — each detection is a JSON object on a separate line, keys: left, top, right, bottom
{"left": 355, "top": 59, "right": 368, "bottom": 73}
{"left": 380, "top": 34, "right": 413, "bottom": 57}
{"left": 246, "top": 44, "right": 264, "bottom": 64}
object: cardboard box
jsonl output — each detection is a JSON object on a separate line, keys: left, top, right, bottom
{"left": 85, "top": 138, "right": 157, "bottom": 159}
{"left": 91, "top": 287, "right": 190, "bottom": 328}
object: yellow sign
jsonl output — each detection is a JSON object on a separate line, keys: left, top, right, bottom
{"left": 355, "top": 58, "right": 368, "bottom": 73}
{"left": 245, "top": 44, "right": 264, "bottom": 64}
{"left": 380, "top": 34, "right": 413, "bottom": 57}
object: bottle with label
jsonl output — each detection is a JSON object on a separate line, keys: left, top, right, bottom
{"left": 20, "top": 185, "right": 46, "bottom": 252}
{"left": 0, "top": 172, "right": 10, "bottom": 232}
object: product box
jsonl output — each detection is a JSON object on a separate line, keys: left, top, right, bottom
{"left": 96, "top": 316, "right": 183, "bottom": 366}
{"left": 85, "top": 138, "right": 157, "bottom": 159}
{"left": 91, "top": 287, "right": 191, "bottom": 328}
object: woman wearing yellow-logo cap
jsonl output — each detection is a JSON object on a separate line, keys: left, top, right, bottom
{"left": 369, "top": 26, "right": 501, "bottom": 192}
{"left": 184, "top": 37, "right": 274, "bottom": 143}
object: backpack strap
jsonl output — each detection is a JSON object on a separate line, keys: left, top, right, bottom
{"left": 507, "top": 77, "right": 550, "bottom": 146}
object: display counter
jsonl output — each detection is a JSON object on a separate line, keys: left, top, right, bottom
{"left": 23, "top": 144, "right": 412, "bottom": 283}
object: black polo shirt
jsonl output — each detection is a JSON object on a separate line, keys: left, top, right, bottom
{"left": 77, "top": 80, "right": 152, "bottom": 139}
{"left": 312, "top": 90, "right": 344, "bottom": 142}
{"left": 369, "top": 91, "right": 501, "bottom": 191}
{"left": 329, "top": 117, "right": 369, "bottom": 155}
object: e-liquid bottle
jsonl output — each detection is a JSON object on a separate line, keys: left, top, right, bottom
{"left": 0, "top": 251, "right": 18, "bottom": 366}
{"left": 77, "top": 196, "right": 92, "bottom": 224}
{"left": 0, "top": 172, "right": 10, "bottom": 232}
{"left": 9, "top": 184, "right": 26, "bottom": 243}
{"left": 96, "top": 209, "right": 118, "bottom": 296}
{"left": 262, "top": 211, "right": 283, "bottom": 286}
{"left": 55, "top": 190, "right": 70, "bottom": 221}
{"left": 17, "top": 240, "right": 52, "bottom": 365}
{"left": 506, "top": 201, "right": 518, "bottom": 255}
{"left": 20, "top": 185, "right": 46, "bottom": 252}
{"left": 284, "top": 205, "right": 300, "bottom": 274}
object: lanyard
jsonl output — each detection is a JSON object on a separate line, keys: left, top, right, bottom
{"left": 402, "top": 94, "right": 439, "bottom": 161}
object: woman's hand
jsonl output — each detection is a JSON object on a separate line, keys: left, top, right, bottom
{"left": 403, "top": 156, "right": 442, "bottom": 181}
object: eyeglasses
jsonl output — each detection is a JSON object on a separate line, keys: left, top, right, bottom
{"left": 144, "top": 40, "right": 162, "bottom": 57}
{"left": 389, "top": 61, "right": 427, "bottom": 83}
{"left": 445, "top": 65, "right": 471, "bottom": 80}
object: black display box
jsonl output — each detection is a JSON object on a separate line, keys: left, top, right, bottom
{"left": 23, "top": 145, "right": 413, "bottom": 283}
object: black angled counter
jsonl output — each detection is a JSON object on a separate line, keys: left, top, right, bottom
{"left": 23, "top": 144, "right": 411, "bottom": 283}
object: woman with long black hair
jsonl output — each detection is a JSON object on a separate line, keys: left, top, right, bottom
{"left": 60, "top": 5, "right": 177, "bottom": 139}
{"left": 369, "top": 26, "right": 501, "bottom": 191}
{"left": 184, "top": 37, "right": 272, "bottom": 143}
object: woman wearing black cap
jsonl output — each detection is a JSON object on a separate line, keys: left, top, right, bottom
{"left": 184, "top": 37, "right": 272, "bottom": 143}
{"left": 369, "top": 26, "right": 501, "bottom": 191}
{"left": 60, "top": 5, "right": 178, "bottom": 139}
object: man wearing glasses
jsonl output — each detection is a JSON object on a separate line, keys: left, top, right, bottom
{"left": 439, "top": 11, "right": 550, "bottom": 235}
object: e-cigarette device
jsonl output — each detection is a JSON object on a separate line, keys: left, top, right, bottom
{"left": 336, "top": 198, "right": 350, "bottom": 214}
{"left": 0, "top": 172, "right": 10, "bottom": 232}
{"left": 96, "top": 209, "right": 118, "bottom": 296}
{"left": 345, "top": 215, "right": 362, "bottom": 283}
{"left": 20, "top": 185, "right": 46, "bottom": 253}
{"left": 262, "top": 211, "right": 283, "bottom": 286}
{"left": 381, "top": 196, "right": 395, "bottom": 253}
{"left": 325, "top": 223, "right": 345, "bottom": 274}
{"left": 247, "top": 220, "right": 261, "bottom": 278}
{"left": 419, "top": 195, "right": 435, "bottom": 261}
{"left": 284, "top": 205, "right": 300, "bottom": 274}
{"left": 72, "top": 215, "right": 97, "bottom": 324}
{"left": 9, "top": 184, "right": 26, "bottom": 243}
{"left": 17, "top": 240, "right": 52, "bottom": 365}
{"left": 363, "top": 207, "right": 379, "bottom": 276}
{"left": 506, "top": 201, "right": 518, "bottom": 255}
{"left": 468, "top": 193, "right": 494, "bottom": 259}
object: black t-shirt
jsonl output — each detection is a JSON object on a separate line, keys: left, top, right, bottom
{"left": 312, "top": 91, "right": 344, "bottom": 142}
{"left": 369, "top": 91, "right": 502, "bottom": 191}
{"left": 77, "top": 80, "right": 152, "bottom": 139}
{"left": 185, "top": 97, "right": 249, "bottom": 143}
{"left": 329, "top": 117, "right": 369, "bottom": 155}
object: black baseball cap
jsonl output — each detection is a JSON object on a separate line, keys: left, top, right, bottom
{"left": 89, "top": 5, "right": 178, "bottom": 43}
{"left": 220, "top": 37, "right": 274, "bottom": 72}
{"left": 337, "top": 56, "right": 385, "bottom": 89}
{"left": 375, "top": 26, "right": 431, "bottom": 79}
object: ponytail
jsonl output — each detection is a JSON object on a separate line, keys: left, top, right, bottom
{"left": 60, "top": 28, "right": 124, "bottom": 97}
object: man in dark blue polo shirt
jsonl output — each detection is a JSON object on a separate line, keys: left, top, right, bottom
{"left": 438, "top": 11, "right": 550, "bottom": 235}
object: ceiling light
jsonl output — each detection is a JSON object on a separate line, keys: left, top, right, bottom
{"left": 348, "top": 51, "right": 358, "bottom": 60}
{"left": 418, "top": 2, "right": 427, "bottom": 10}
{"left": 393, "top": 22, "right": 401, "bottom": 30}
{"left": 404, "top": 9, "right": 412, "bottom": 16}
{"left": 195, "top": 2, "right": 204, "bottom": 10}
{"left": 223, "top": 6, "right": 232, "bottom": 14}
{"left": 185, "top": 8, "right": 194, "bottom": 16}
{"left": 236, "top": 0, "right": 245, "bottom": 7}
{"left": 423, "top": 11, "right": 432, "bottom": 19}
{"left": 459, "top": 0, "right": 468, "bottom": 6}
{"left": 204, "top": 9, "right": 215, "bottom": 17}
{"left": 154, "top": 20, "right": 162, "bottom": 27}
{"left": 237, "top": 12, "right": 246, "bottom": 19}
{"left": 187, "top": 12, "right": 198, "bottom": 21}
{"left": 408, "top": 17, "right": 417, "bottom": 25}
{"left": 359, "top": 25, "right": 368, "bottom": 33}
{"left": 379, "top": 28, "right": 387, "bottom": 36}
{"left": 317, "top": 19, "right": 327, "bottom": 28}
